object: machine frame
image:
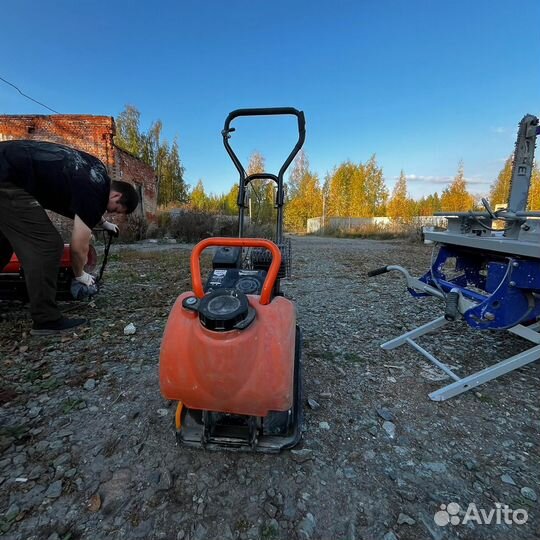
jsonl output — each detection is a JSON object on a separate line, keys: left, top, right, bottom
{"left": 369, "top": 114, "right": 540, "bottom": 400}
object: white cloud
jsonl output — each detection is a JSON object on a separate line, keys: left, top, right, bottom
{"left": 396, "top": 174, "right": 491, "bottom": 187}
{"left": 466, "top": 174, "right": 492, "bottom": 186}
{"left": 467, "top": 178, "right": 492, "bottom": 186}
{"left": 399, "top": 174, "right": 452, "bottom": 185}
{"left": 492, "top": 126, "right": 506, "bottom": 134}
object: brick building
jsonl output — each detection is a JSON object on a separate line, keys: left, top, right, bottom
{"left": 0, "top": 115, "right": 157, "bottom": 232}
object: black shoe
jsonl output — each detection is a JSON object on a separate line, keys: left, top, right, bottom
{"left": 31, "top": 317, "right": 87, "bottom": 336}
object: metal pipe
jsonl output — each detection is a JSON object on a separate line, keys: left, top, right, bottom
{"left": 405, "top": 338, "right": 461, "bottom": 381}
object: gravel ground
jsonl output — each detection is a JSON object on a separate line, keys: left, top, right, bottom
{"left": 1, "top": 235, "right": 539, "bottom": 540}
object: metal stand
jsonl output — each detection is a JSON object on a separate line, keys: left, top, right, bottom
{"left": 370, "top": 115, "right": 540, "bottom": 402}
{"left": 382, "top": 319, "right": 540, "bottom": 401}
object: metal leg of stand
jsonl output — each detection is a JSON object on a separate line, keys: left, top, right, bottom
{"left": 380, "top": 316, "right": 540, "bottom": 401}
{"left": 406, "top": 338, "right": 461, "bottom": 381}
{"left": 429, "top": 343, "right": 540, "bottom": 401}
{"left": 509, "top": 322, "right": 540, "bottom": 344}
{"left": 381, "top": 316, "right": 449, "bottom": 350}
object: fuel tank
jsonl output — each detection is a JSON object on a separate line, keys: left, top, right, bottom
{"left": 160, "top": 291, "right": 296, "bottom": 417}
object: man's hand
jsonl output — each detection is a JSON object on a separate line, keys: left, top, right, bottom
{"left": 102, "top": 220, "right": 119, "bottom": 236}
{"left": 75, "top": 271, "right": 96, "bottom": 287}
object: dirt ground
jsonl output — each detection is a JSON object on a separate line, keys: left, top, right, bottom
{"left": 1, "top": 235, "right": 539, "bottom": 540}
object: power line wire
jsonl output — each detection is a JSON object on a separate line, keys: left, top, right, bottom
{"left": 0, "top": 75, "right": 60, "bottom": 114}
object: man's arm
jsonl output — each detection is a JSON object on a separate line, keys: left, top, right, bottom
{"left": 71, "top": 215, "right": 92, "bottom": 277}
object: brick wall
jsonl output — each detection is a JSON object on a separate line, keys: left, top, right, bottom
{"left": 0, "top": 115, "right": 116, "bottom": 167}
{"left": 0, "top": 114, "right": 157, "bottom": 238}
{"left": 114, "top": 147, "right": 157, "bottom": 222}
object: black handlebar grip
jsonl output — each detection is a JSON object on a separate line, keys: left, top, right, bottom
{"left": 444, "top": 291, "right": 460, "bottom": 321}
{"left": 224, "top": 107, "right": 304, "bottom": 131}
{"left": 367, "top": 266, "right": 389, "bottom": 277}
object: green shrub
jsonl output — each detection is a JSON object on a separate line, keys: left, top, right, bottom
{"left": 125, "top": 213, "right": 148, "bottom": 241}
{"left": 154, "top": 209, "right": 282, "bottom": 243}
{"left": 318, "top": 222, "right": 422, "bottom": 241}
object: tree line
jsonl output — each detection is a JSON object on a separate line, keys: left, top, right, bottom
{"left": 115, "top": 105, "right": 540, "bottom": 230}
{"left": 114, "top": 105, "right": 188, "bottom": 206}
{"left": 189, "top": 151, "right": 540, "bottom": 231}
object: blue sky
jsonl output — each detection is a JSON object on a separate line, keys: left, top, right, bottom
{"left": 2, "top": 0, "right": 539, "bottom": 199}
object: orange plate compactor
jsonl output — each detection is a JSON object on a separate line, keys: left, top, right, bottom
{"left": 160, "top": 108, "right": 305, "bottom": 452}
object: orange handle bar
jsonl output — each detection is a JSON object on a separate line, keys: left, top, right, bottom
{"left": 190, "top": 237, "right": 282, "bottom": 305}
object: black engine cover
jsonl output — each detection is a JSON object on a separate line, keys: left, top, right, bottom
{"left": 204, "top": 269, "right": 267, "bottom": 295}
{"left": 212, "top": 247, "right": 242, "bottom": 269}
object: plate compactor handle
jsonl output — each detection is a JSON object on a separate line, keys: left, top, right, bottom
{"left": 223, "top": 107, "right": 305, "bottom": 138}
{"left": 222, "top": 107, "right": 306, "bottom": 187}
{"left": 190, "top": 237, "right": 282, "bottom": 306}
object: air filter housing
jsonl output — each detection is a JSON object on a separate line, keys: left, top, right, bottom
{"left": 198, "top": 288, "right": 249, "bottom": 331}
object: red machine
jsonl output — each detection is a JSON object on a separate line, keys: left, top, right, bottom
{"left": 0, "top": 230, "right": 114, "bottom": 301}
{"left": 2, "top": 244, "right": 97, "bottom": 275}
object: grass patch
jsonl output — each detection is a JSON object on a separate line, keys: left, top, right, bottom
{"left": 319, "top": 351, "right": 336, "bottom": 362}
{"left": 343, "top": 352, "right": 365, "bottom": 363}
{"left": 0, "top": 425, "right": 29, "bottom": 439}
{"left": 235, "top": 519, "right": 250, "bottom": 533}
{"left": 24, "top": 370, "right": 43, "bottom": 383}
{"left": 38, "top": 378, "right": 62, "bottom": 391}
{"left": 62, "top": 398, "right": 86, "bottom": 414}
{"left": 0, "top": 512, "right": 17, "bottom": 534}
{"left": 103, "top": 436, "right": 121, "bottom": 458}
{"left": 261, "top": 523, "right": 279, "bottom": 538}
{"left": 117, "top": 250, "right": 178, "bottom": 263}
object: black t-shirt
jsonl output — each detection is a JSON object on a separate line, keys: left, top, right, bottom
{"left": 0, "top": 140, "right": 111, "bottom": 229}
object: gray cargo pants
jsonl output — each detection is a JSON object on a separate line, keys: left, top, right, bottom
{"left": 0, "top": 182, "right": 63, "bottom": 324}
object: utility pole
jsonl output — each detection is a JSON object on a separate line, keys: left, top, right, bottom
{"left": 249, "top": 187, "right": 252, "bottom": 221}
{"left": 322, "top": 192, "right": 326, "bottom": 231}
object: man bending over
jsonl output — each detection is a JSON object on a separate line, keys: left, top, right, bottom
{"left": 0, "top": 140, "right": 139, "bottom": 335}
